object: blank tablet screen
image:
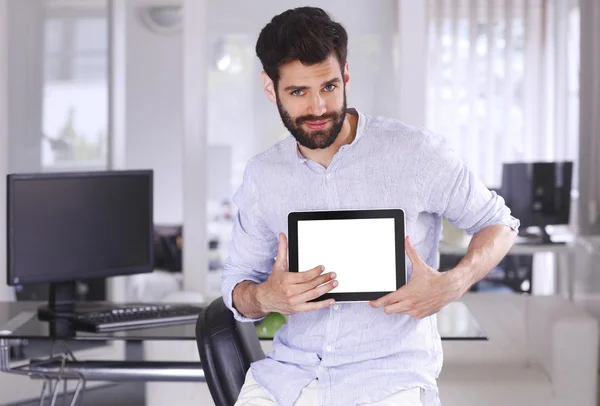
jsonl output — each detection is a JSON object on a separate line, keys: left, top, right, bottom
{"left": 297, "top": 218, "right": 397, "bottom": 294}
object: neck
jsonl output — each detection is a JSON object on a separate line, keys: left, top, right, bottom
{"left": 297, "top": 111, "right": 358, "bottom": 168}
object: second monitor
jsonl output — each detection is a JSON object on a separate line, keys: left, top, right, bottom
{"left": 500, "top": 161, "right": 573, "bottom": 244}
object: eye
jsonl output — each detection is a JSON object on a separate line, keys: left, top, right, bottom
{"left": 323, "top": 84, "right": 336, "bottom": 92}
{"left": 291, "top": 89, "right": 305, "bottom": 96}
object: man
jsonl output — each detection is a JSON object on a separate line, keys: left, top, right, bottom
{"left": 222, "top": 7, "right": 519, "bottom": 406}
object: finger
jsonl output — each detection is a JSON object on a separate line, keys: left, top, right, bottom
{"left": 300, "top": 265, "right": 326, "bottom": 281}
{"left": 369, "top": 290, "right": 399, "bottom": 308}
{"left": 294, "top": 298, "right": 336, "bottom": 313}
{"left": 405, "top": 236, "right": 425, "bottom": 268}
{"left": 273, "top": 233, "right": 288, "bottom": 271}
{"left": 292, "top": 279, "right": 338, "bottom": 305}
{"left": 284, "top": 269, "right": 332, "bottom": 297}
{"left": 296, "top": 272, "right": 336, "bottom": 294}
{"left": 369, "top": 286, "right": 411, "bottom": 308}
{"left": 369, "top": 293, "right": 391, "bottom": 308}
{"left": 288, "top": 265, "right": 325, "bottom": 283}
{"left": 383, "top": 300, "right": 412, "bottom": 315}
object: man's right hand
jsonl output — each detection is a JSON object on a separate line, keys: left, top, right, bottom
{"left": 257, "top": 233, "right": 337, "bottom": 315}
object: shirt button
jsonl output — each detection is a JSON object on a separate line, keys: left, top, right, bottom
{"left": 326, "top": 345, "right": 333, "bottom": 351}
{"left": 333, "top": 304, "right": 339, "bottom": 310}
{"left": 325, "top": 173, "right": 331, "bottom": 180}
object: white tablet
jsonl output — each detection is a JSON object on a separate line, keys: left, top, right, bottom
{"left": 287, "top": 209, "right": 406, "bottom": 302}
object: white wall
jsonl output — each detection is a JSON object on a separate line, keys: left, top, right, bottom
{"left": 397, "top": 0, "right": 427, "bottom": 126}
{"left": 123, "top": 0, "right": 184, "bottom": 225}
{"left": 0, "top": 0, "right": 45, "bottom": 301}
{"left": 182, "top": 0, "right": 209, "bottom": 294}
{"left": 6, "top": 0, "right": 43, "bottom": 174}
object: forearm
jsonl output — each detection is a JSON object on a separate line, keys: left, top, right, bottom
{"left": 447, "top": 225, "right": 517, "bottom": 296}
{"left": 232, "top": 280, "right": 268, "bottom": 320}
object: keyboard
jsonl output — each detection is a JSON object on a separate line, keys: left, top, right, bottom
{"left": 67, "top": 304, "right": 204, "bottom": 332}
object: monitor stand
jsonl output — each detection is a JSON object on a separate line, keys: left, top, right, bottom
{"left": 37, "top": 282, "right": 114, "bottom": 335}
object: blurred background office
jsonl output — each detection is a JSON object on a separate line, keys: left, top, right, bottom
{"left": 1, "top": 0, "right": 598, "bottom": 303}
{"left": 1, "top": 0, "right": 599, "bottom": 305}
{"left": 1, "top": 0, "right": 600, "bottom": 405}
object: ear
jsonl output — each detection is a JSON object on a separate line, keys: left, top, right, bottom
{"left": 343, "top": 62, "right": 350, "bottom": 92}
{"left": 261, "top": 72, "right": 277, "bottom": 104}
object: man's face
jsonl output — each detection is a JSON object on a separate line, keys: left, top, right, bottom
{"left": 271, "top": 55, "right": 348, "bottom": 150}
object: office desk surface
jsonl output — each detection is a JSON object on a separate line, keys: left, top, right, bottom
{"left": 0, "top": 300, "right": 487, "bottom": 341}
{"left": 439, "top": 240, "right": 577, "bottom": 255}
{"left": 0, "top": 301, "right": 200, "bottom": 341}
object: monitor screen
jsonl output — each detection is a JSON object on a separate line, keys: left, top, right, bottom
{"left": 7, "top": 170, "right": 153, "bottom": 286}
{"left": 501, "top": 162, "right": 572, "bottom": 228}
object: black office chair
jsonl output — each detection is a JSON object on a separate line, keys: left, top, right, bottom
{"left": 196, "top": 297, "right": 266, "bottom": 406}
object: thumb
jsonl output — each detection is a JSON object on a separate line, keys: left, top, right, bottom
{"left": 274, "top": 233, "right": 288, "bottom": 271}
{"left": 405, "top": 236, "right": 425, "bottom": 269}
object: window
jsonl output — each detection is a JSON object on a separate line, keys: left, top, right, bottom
{"left": 426, "top": 0, "right": 580, "bottom": 188}
{"left": 41, "top": 1, "right": 108, "bottom": 171}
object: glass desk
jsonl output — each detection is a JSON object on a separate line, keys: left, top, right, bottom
{"left": 439, "top": 237, "right": 581, "bottom": 300}
{"left": 0, "top": 300, "right": 486, "bottom": 405}
{"left": 0, "top": 300, "right": 486, "bottom": 342}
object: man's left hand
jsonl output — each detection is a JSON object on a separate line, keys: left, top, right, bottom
{"left": 368, "top": 236, "right": 465, "bottom": 319}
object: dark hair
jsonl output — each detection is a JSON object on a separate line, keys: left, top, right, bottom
{"left": 255, "top": 7, "right": 348, "bottom": 87}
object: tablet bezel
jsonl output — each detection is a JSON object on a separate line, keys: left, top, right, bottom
{"left": 287, "top": 209, "right": 406, "bottom": 302}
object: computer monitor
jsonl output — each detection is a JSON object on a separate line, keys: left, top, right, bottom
{"left": 6, "top": 170, "right": 154, "bottom": 319}
{"left": 500, "top": 161, "right": 573, "bottom": 243}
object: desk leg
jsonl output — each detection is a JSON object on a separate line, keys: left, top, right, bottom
{"left": 1, "top": 340, "right": 203, "bottom": 405}
{"left": 1, "top": 340, "right": 87, "bottom": 406}
{"left": 38, "top": 372, "right": 85, "bottom": 406}
{"left": 568, "top": 252, "right": 574, "bottom": 301}
{"left": 0, "top": 339, "right": 9, "bottom": 371}
{"left": 31, "top": 354, "right": 87, "bottom": 406}
{"left": 38, "top": 370, "right": 86, "bottom": 406}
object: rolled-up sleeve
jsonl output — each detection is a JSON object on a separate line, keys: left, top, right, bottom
{"left": 221, "top": 161, "right": 277, "bottom": 322}
{"left": 418, "top": 133, "right": 520, "bottom": 234}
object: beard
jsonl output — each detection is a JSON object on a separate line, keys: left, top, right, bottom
{"left": 276, "top": 90, "right": 347, "bottom": 150}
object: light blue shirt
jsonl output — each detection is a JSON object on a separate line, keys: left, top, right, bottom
{"left": 221, "top": 109, "right": 519, "bottom": 406}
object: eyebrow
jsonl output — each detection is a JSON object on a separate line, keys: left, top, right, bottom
{"left": 283, "top": 77, "right": 341, "bottom": 92}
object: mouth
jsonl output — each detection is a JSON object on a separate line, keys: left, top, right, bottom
{"left": 304, "top": 120, "right": 330, "bottom": 131}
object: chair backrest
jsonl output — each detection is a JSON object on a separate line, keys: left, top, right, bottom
{"left": 196, "top": 297, "right": 265, "bottom": 406}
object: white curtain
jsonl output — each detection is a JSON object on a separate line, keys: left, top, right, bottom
{"left": 426, "top": 0, "right": 580, "bottom": 188}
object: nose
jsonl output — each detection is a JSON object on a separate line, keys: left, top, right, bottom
{"left": 306, "top": 94, "right": 326, "bottom": 117}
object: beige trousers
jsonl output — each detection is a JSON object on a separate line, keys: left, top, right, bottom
{"left": 234, "top": 370, "right": 424, "bottom": 406}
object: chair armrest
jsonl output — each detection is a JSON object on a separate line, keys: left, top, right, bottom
{"left": 526, "top": 296, "right": 598, "bottom": 404}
